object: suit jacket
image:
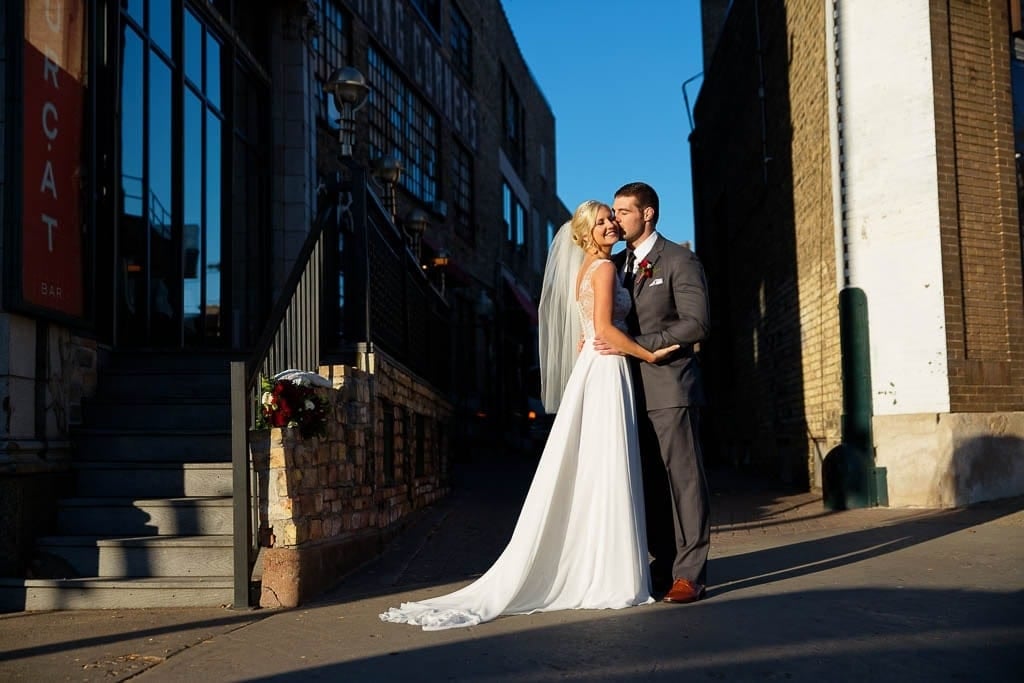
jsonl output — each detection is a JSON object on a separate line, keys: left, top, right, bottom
{"left": 615, "top": 236, "right": 710, "bottom": 410}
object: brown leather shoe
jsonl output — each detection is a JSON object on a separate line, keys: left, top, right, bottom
{"left": 662, "top": 578, "right": 706, "bottom": 604}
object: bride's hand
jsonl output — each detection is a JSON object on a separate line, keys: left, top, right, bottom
{"left": 650, "top": 344, "right": 680, "bottom": 363}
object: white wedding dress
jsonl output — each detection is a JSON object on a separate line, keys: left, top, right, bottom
{"left": 379, "top": 259, "right": 652, "bottom": 630}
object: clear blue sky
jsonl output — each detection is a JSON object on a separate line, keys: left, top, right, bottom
{"left": 502, "top": 1, "right": 706, "bottom": 248}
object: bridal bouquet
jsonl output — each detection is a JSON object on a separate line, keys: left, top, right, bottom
{"left": 257, "top": 374, "right": 330, "bottom": 439}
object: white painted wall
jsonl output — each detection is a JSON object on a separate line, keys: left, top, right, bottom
{"left": 838, "top": 0, "right": 950, "bottom": 416}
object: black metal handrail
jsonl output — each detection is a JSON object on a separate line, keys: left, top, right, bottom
{"left": 229, "top": 166, "right": 451, "bottom": 608}
{"left": 349, "top": 175, "right": 452, "bottom": 391}
{"left": 229, "top": 192, "right": 334, "bottom": 609}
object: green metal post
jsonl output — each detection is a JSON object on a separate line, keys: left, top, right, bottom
{"left": 838, "top": 287, "right": 878, "bottom": 508}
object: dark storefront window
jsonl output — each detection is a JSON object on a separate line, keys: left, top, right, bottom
{"left": 449, "top": 3, "right": 472, "bottom": 81}
{"left": 367, "top": 46, "right": 438, "bottom": 204}
{"left": 115, "top": 0, "right": 267, "bottom": 346}
{"left": 118, "top": 6, "right": 185, "bottom": 342}
{"left": 503, "top": 182, "right": 525, "bottom": 249}
{"left": 312, "top": 0, "right": 350, "bottom": 127}
{"left": 452, "top": 141, "right": 474, "bottom": 242}
{"left": 502, "top": 68, "right": 525, "bottom": 174}
{"left": 410, "top": 0, "right": 441, "bottom": 32}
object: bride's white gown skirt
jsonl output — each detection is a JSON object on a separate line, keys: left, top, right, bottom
{"left": 379, "top": 344, "right": 653, "bottom": 631}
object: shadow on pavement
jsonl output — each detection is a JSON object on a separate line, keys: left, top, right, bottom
{"left": 245, "top": 587, "right": 1024, "bottom": 681}
{"left": 319, "top": 455, "right": 1024, "bottom": 609}
{"left": 709, "top": 496, "right": 1024, "bottom": 598}
{"left": 0, "top": 610, "right": 274, "bottom": 665}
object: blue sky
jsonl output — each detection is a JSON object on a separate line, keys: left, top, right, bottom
{"left": 502, "top": 1, "right": 706, "bottom": 248}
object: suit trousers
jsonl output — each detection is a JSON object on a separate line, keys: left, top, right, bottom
{"left": 639, "top": 406, "right": 710, "bottom": 585}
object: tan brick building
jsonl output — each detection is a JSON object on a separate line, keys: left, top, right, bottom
{"left": 694, "top": 0, "right": 1024, "bottom": 507}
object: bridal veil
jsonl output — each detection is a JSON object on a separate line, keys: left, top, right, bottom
{"left": 537, "top": 220, "right": 583, "bottom": 413}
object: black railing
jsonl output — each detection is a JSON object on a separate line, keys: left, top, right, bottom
{"left": 229, "top": 193, "right": 331, "bottom": 609}
{"left": 229, "top": 165, "right": 450, "bottom": 608}
{"left": 327, "top": 166, "right": 451, "bottom": 390}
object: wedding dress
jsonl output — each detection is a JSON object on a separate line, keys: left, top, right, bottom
{"left": 379, "top": 259, "right": 652, "bottom": 630}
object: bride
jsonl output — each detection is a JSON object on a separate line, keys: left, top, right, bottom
{"left": 379, "top": 200, "right": 677, "bottom": 630}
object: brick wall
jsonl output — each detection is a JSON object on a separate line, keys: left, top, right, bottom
{"left": 256, "top": 356, "right": 451, "bottom": 607}
{"left": 693, "top": 0, "right": 839, "bottom": 486}
{"left": 788, "top": 0, "right": 842, "bottom": 487}
{"left": 931, "top": 0, "right": 1024, "bottom": 412}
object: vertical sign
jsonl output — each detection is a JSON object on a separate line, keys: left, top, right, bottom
{"left": 22, "top": 0, "right": 87, "bottom": 318}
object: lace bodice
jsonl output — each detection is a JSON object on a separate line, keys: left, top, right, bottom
{"left": 577, "top": 259, "right": 631, "bottom": 340}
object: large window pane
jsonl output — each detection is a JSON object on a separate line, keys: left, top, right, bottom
{"left": 126, "top": 0, "right": 144, "bottom": 27}
{"left": 148, "top": 54, "right": 173, "bottom": 237}
{"left": 206, "top": 110, "right": 223, "bottom": 332}
{"left": 184, "top": 10, "right": 202, "bottom": 88}
{"left": 206, "top": 33, "right": 222, "bottom": 109}
{"left": 150, "top": 0, "right": 172, "bottom": 57}
{"left": 148, "top": 53, "right": 175, "bottom": 331}
{"left": 183, "top": 88, "right": 203, "bottom": 326}
{"left": 121, "top": 29, "right": 144, "bottom": 217}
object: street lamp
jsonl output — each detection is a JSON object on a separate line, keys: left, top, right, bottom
{"left": 404, "top": 207, "right": 429, "bottom": 262}
{"left": 324, "top": 66, "right": 369, "bottom": 158}
{"left": 372, "top": 155, "right": 402, "bottom": 222}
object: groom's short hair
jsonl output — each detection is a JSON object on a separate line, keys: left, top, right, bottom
{"left": 614, "top": 182, "right": 659, "bottom": 225}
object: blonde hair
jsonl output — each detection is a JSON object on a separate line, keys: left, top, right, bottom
{"left": 570, "top": 200, "right": 609, "bottom": 253}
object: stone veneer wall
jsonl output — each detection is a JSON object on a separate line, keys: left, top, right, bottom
{"left": 257, "top": 355, "right": 451, "bottom": 608}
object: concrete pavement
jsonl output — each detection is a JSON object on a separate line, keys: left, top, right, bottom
{"left": 2, "top": 453, "right": 1022, "bottom": 682}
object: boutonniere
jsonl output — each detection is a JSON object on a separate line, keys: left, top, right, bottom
{"left": 637, "top": 258, "right": 654, "bottom": 281}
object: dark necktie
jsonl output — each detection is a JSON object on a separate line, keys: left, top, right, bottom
{"left": 623, "top": 250, "right": 636, "bottom": 290}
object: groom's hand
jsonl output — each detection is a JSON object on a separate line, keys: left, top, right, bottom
{"left": 592, "top": 336, "right": 621, "bottom": 356}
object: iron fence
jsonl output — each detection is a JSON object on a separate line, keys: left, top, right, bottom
{"left": 230, "top": 165, "right": 450, "bottom": 608}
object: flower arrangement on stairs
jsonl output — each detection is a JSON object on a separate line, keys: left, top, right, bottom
{"left": 256, "top": 370, "right": 331, "bottom": 439}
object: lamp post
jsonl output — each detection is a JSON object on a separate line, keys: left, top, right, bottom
{"left": 324, "top": 66, "right": 369, "bottom": 157}
{"left": 372, "top": 155, "right": 402, "bottom": 223}
{"left": 404, "top": 208, "right": 429, "bottom": 262}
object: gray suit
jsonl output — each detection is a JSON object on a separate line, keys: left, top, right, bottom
{"left": 615, "top": 235, "right": 711, "bottom": 586}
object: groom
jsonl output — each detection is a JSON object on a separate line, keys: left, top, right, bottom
{"left": 600, "top": 181, "right": 711, "bottom": 604}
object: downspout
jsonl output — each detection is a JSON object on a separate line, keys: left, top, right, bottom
{"left": 825, "top": 0, "right": 882, "bottom": 508}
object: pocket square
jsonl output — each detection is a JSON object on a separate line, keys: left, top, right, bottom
{"left": 648, "top": 278, "right": 664, "bottom": 287}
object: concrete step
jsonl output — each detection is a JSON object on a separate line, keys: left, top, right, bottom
{"left": 56, "top": 497, "right": 233, "bottom": 536}
{"left": 35, "top": 535, "right": 233, "bottom": 578}
{"left": 81, "top": 398, "right": 231, "bottom": 430}
{"left": 102, "top": 350, "right": 242, "bottom": 373}
{"left": 72, "top": 429, "right": 231, "bottom": 462}
{"left": 73, "top": 462, "right": 233, "bottom": 498}
{"left": 0, "top": 576, "right": 234, "bottom": 611}
{"left": 96, "top": 368, "right": 232, "bottom": 401}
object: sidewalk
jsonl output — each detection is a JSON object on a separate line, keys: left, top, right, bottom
{"left": 1, "top": 454, "right": 1022, "bottom": 682}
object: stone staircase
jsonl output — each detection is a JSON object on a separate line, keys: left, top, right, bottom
{"left": 0, "top": 351, "right": 240, "bottom": 610}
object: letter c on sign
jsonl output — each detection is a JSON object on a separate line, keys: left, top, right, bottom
{"left": 42, "top": 102, "right": 58, "bottom": 140}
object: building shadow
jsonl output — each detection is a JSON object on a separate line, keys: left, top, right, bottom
{"left": 246, "top": 587, "right": 1023, "bottom": 681}
{"left": 311, "top": 453, "right": 1022, "bottom": 610}
{"left": 692, "top": 0, "right": 812, "bottom": 490}
{"left": 709, "top": 495, "right": 1024, "bottom": 598}
{"left": 945, "top": 435, "right": 1024, "bottom": 507}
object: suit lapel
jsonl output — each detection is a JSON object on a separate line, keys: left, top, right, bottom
{"left": 633, "top": 240, "right": 665, "bottom": 298}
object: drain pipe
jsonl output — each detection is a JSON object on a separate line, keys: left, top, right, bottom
{"left": 825, "top": 0, "right": 882, "bottom": 508}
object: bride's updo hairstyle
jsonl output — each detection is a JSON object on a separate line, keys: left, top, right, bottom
{"left": 570, "top": 199, "right": 608, "bottom": 254}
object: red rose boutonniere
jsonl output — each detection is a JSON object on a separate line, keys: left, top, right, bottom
{"left": 637, "top": 258, "right": 654, "bottom": 282}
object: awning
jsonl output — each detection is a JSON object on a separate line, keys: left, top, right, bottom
{"left": 501, "top": 266, "right": 538, "bottom": 326}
